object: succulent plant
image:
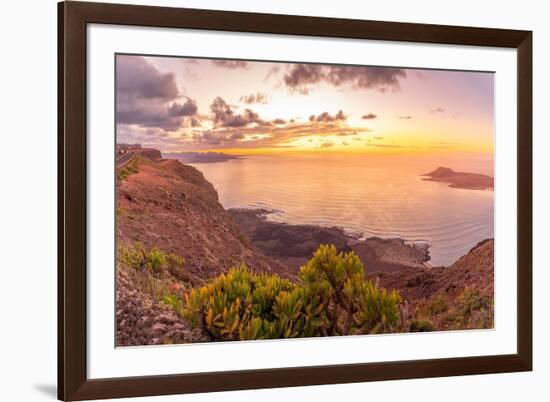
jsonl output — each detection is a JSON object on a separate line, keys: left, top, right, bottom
{"left": 174, "top": 244, "right": 402, "bottom": 341}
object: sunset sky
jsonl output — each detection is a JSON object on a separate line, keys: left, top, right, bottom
{"left": 116, "top": 54, "right": 494, "bottom": 155}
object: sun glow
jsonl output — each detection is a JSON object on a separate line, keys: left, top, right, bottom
{"left": 117, "top": 55, "right": 494, "bottom": 160}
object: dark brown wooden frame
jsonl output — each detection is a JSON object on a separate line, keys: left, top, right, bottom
{"left": 58, "top": 1, "right": 532, "bottom": 400}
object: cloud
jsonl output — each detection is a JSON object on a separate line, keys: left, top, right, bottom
{"left": 283, "top": 64, "right": 325, "bottom": 93}
{"left": 362, "top": 113, "right": 378, "bottom": 120}
{"left": 336, "top": 131, "right": 360, "bottom": 136}
{"left": 116, "top": 56, "right": 199, "bottom": 132}
{"left": 240, "top": 92, "right": 268, "bottom": 104}
{"left": 168, "top": 98, "right": 198, "bottom": 116}
{"left": 212, "top": 60, "right": 248, "bottom": 69}
{"left": 374, "top": 136, "right": 384, "bottom": 140}
{"left": 264, "top": 65, "right": 281, "bottom": 81}
{"left": 272, "top": 118, "right": 287, "bottom": 125}
{"left": 210, "top": 97, "right": 266, "bottom": 128}
{"left": 318, "top": 141, "right": 335, "bottom": 148}
{"left": 309, "top": 110, "right": 347, "bottom": 122}
{"left": 117, "top": 56, "right": 179, "bottom": 100}
{"left": 430, "top": 107, "right": 445, "bottom": 114}
{"left": 186, "top": 117, "right": 371, "bottom": 150}
{"left": 398, "top": 115, "right": 413, "bottom": 120}
{"left": 283, "top": 63, "right": 406, "bottom": 93}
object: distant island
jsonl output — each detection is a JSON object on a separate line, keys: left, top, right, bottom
{"left": 422, "top": 167, "right": 494, "bottom": 190}
{"left": 163, "top": 151, "right": 243, "bottom": 164}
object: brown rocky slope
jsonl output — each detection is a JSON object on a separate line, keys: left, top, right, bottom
{"left": 367, "top": 239, "right": 494, "bottom": 330}
{"left": 116, "top": 153, "right": 295, "bottom": 283}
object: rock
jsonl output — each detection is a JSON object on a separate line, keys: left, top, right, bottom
{"left": 115, "top": 269, "right": 208, "bottom": 346}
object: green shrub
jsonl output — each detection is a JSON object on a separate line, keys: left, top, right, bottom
{"left": 165, "top": 253, "right": 189, "bottom": 281}
{"left": 178, "top": 244, "right": 402, "bottom": 341}
{"left": 118, "top": 243, "right": 186, "bottom": 278}
{"left": 444, "top": 286, "right": 493, "bottom": 328}
{"left": 148, "top": 248, "right": 166, "bottom": 273}
{"left": 428, "top": 293, "right": 449, "bottom": 315}
{"left": 409, "top": 318, "right": 435, "bottom": 332}
{"left": 458, "top": 287, "right": 491, "bottom": 317}
{"left": 117, "top": 159, "right": 140, "bottom": 181}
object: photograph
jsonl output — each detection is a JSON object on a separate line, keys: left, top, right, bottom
{"left": 115, "top": 54, "right": 495, "bottom": 346}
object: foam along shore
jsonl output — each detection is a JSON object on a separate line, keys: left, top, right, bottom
{"left": 422, "top": 167, "right": 494, "bottom": 190}
{"left": 228, "top": 208, "right": 431, "bottom": 273}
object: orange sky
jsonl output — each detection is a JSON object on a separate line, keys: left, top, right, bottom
{"left": 116, "top": 55, "right": 494, "bottom": 156}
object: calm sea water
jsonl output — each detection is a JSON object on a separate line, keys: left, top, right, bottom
{"left": 187, "top": 153, "right": 494, "bottom": 266}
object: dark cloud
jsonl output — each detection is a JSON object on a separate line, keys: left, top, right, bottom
{"left": 284, "top": 65, "right": 325, "bottom": 93}
{"left": 210, "top": 97, "right": 266, "bottom": 128}
{"left": 231, "top": 132, "right": 245, "bottom": 140}
{"left": 309, "top": 110, "right": 347, "bottom": 123}
{"left": 209, "top": 96, "right": 279, "bottom": 129}
{"left": 212, "top": 60, "right": 248, "bottom": 69}
{"left": 430, "top": 107, "right": 445, "bottom": 114}
{"left": 362, "top": 113, "right": 378, "bottom": 120}
{"left": 116, "top": 56, "right": 198, "bottom": 131}
{"left": 398, "top": 115, "right": 413, "bottom": 120}
{"left": 272, "top": 118, "right": 287, "bottom": 125}
{"left": 117, "top": 56, "right": 179, "bottom": 100}
{"left": 283, "top": 63, "right": 406, "bottom": 93}
{"left": 168, "top": 98, "right": 198, "bottom": 117}
{"left": 239, "top": 92, "right": 268, "bottom": 104}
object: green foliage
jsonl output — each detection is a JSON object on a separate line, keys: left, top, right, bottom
{"left": 444, "top": 286, "right": 493, "bottom": 328}
{"left": 118, "top": 243, "right": 186, "bottom": 278}
{"left": 148, "top": 248, "right": 166, "bottom": 273}
{"left": 409, "top": 318, "right": 435, "bottom": 332}
{"left": 427, "top": 293, "right": 449, "bottom": 315}
{"left": 177, "top": 244, "right": 402, "bottom": 341}
{"left": 301, "top": 244, "right": 401, "bottom": 335}
{"left": 163, "top": 293, "right": 186, "bottom": 316}
{"left": 117, "top": 159, "right": 140, "bottom": 181}
{"left": 458, "top": 287, "right": 490, "bottom": 317}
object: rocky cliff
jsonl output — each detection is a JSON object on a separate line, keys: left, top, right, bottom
{"left": 116, "top": 153, "right": 294, "bottom": 284}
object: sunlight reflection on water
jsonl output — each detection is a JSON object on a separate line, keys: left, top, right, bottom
{"left": 189, "top": 153, "right": 494, "bottom": 266}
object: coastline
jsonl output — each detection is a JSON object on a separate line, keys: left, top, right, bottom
{"left": 228, "top": 208, "right": 431, "bottom": 273}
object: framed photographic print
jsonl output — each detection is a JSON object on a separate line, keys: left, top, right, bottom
{"left": 58, "top": 1, "right": 532, "bottom": 400}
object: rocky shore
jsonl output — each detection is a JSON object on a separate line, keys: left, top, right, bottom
{"left": 228, "top": 208, "right": 430, "bottom": 273}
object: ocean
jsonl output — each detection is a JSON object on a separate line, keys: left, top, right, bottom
{"left": 187, "top": 153, "right": 494, "bottom": 266}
